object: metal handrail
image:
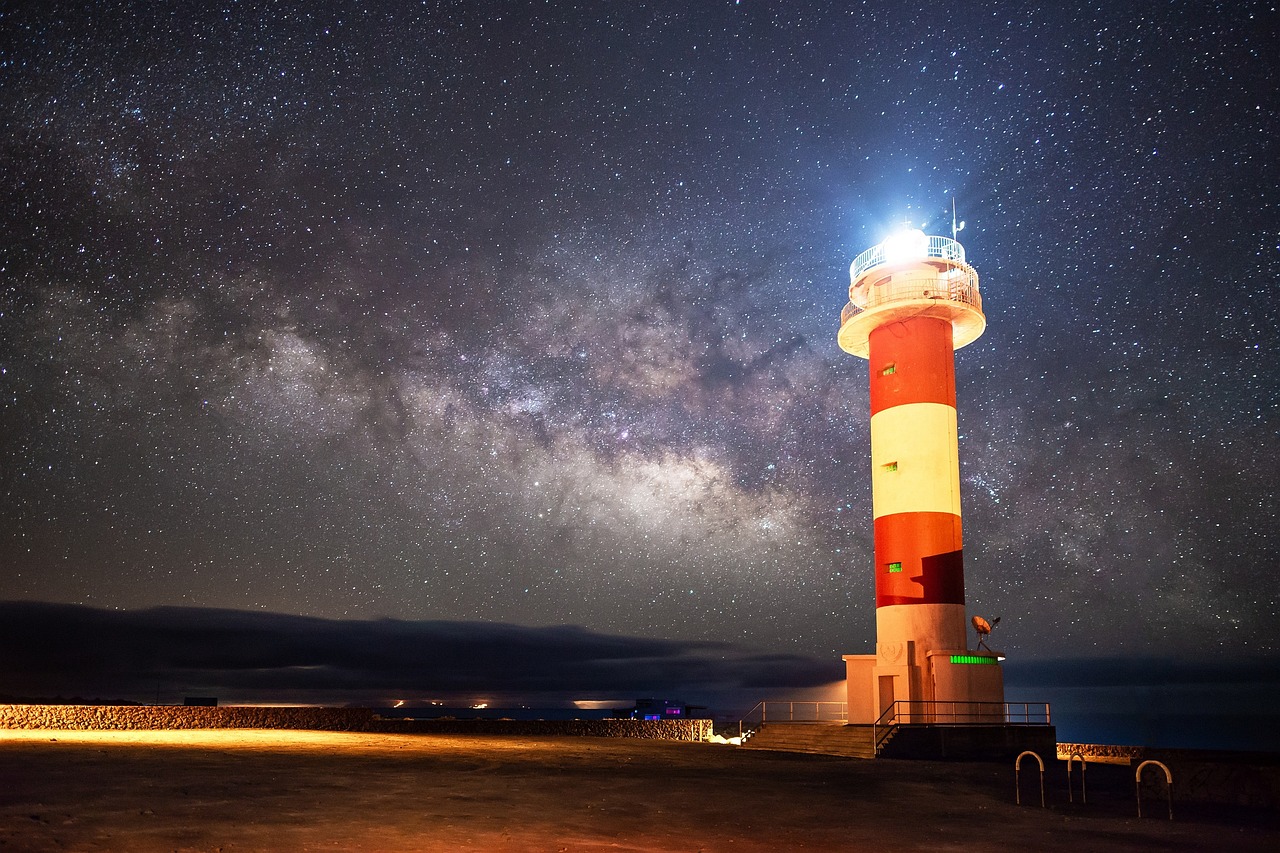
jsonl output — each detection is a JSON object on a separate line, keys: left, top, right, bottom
{"left": 871, "top": 702, "right": 898, "bottom": 754}
{"left": 738, "top": 701, "right": 847, "bottom": 732}
{"left": 757, "top": 701, "right": 848, "bottom": 723}
{"left": 850, "top": 234, "right": 966, "bottom": 281}
{"left": 873, "top": 700, "right": 1051, "bottom": 727}
{"left": 842, "top": 267, "right": 982, "bottom": 326}
{"left": 739, "top": 698, "right": 1050, "bottom": 751}
{"left": 1004, "top": 702, "right": 1052, "bottom": 725}
{"left": 740, "top": 701, "right": 765, "bottom": 728}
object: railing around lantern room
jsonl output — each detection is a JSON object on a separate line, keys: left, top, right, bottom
{"left": 849, "top": 234, "right": 967, "bottom": 282}
{"left": 840, "top": 264, "right": 982, "bottom": 326}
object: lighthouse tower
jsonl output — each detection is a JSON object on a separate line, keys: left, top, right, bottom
{"left": 838, "top": 228, "right": 1004, "bottom": 724}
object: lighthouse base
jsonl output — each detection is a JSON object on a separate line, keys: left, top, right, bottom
{"left": 842, "top": 647, "right": 1005, "bottom": 725}
{"left": 876, "top": 722, "right": 1056, "bottom": 761}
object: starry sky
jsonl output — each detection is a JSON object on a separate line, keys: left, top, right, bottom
{"left": 1, "top": 2, "right": 1277, "bottom": 726}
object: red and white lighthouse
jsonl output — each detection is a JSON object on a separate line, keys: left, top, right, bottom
{"left": 839, "top": 228, "right": 1004, "bottom": 723}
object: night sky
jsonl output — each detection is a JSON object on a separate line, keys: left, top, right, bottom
{"left": 2, "top": 2, "right": 1277, "bottom": 732}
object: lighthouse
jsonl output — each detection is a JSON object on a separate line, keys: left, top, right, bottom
{"left": 839, "top": 228, "right": 1004, "bottom": 724}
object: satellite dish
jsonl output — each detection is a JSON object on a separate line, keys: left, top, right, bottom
{"left": 971, "top": 615, "right": 1001, "bottom": 651}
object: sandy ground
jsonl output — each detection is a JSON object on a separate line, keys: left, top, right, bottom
{"left": 1, "top": 730, "right": 1276, "bottom": 852}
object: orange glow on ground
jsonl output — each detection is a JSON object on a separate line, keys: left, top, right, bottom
{"left": 2, "top": 729, "right": 1273, "bottom": 851}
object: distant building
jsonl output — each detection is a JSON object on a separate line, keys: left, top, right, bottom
{"left": 631, "top": 699, "right": 708, "bottom": 720}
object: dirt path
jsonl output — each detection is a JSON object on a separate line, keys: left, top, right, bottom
{"left": 1, "top": 730, "right": 1274, "bottom": 851}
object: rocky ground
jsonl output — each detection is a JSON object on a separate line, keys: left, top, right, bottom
{"left": 1, "top": 729, "right": 1276, "bottom": 852}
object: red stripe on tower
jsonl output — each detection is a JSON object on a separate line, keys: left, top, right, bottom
{"left": 868, "top": 317, "right": 957, "bottom": 413}
{"left": 873, "top": 511, "right": 964, "bottom": 607}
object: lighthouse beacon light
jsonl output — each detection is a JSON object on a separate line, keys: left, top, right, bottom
{"left": 880, "top": 227, "right": 930, "bottom": 265}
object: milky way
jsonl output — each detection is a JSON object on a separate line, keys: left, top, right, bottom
{"left": 2, "top": 1, "right": 1276, "bottom": 674}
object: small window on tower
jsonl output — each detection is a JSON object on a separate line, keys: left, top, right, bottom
{"left": 882, "top": 461, "right": 898, "bottom": 472}
{"left": 887, "top": 562, "right": 903, "bottom": 573}
{"left": 881, "top": 363, "right": 896, "bottom": 376}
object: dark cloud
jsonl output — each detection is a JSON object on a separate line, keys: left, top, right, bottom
{"left": 0, "top": 601, "right": 841, "bottom": 706}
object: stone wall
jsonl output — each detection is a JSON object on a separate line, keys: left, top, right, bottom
{"left": 0, "top": 705, "right": 711, "bottom": 742}
{"left": 1057, "top": 742, "right": 1144, "bottom": 763}
{"left": 371, "top": 717, "right": 713, "bottom": 741}
{"left": 0, "top": 704, "right": 376, "bottom": 731}
{"left": 1057, "top": 742, "right": 1280, "bottom": 808}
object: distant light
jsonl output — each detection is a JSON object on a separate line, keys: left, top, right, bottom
{"left": 881, "top": 228, "right": 929, "bottom": 264}
{"left": 573, "top": 699, "right": 628, "bottom": 710}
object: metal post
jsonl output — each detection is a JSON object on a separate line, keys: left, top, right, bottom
{"left": 1016, "top": 751, "right": 1045, "bottom": 808}
{"left": 1136, "top": 760, "right": 1173, "bottom": 820}
{"left": 1067, "top": 753, "right": 1087, "bottom": 804}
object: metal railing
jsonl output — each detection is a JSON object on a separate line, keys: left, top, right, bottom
{"left": 871, "top": 702, "right": 898, "bottom": 754}
{"left": 875, "top": 700, "right": 1050, "bottom": 726}
{"left": 870, "top": 700, "right": 1050, "bottom": 756}
{"left": 841, "top": 266, "right": 982, "bottom": 326}
{"left": 1004, "top": 702, "right": 1052, "bottom": 724}
{"left": 850, "top": 234, "right": 966, "bottom": 281}
{"left": 740, "top": 701, "right": 848, "bottom": 727}
{"left": 739, "top": 698, "right": 1050, "bottom": 752}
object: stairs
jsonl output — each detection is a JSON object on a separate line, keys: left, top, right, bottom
{"left": 741, "top": 722, "right": 890, "bottom": 759}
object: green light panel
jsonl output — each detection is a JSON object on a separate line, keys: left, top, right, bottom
{"left": 949, "top": 654, "right": 998, "bottom": 665}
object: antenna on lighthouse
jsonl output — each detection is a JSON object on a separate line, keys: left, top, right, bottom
{"left": 951, "top": 196, "right": 966, "bottom": 241}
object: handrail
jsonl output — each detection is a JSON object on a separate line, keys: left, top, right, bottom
{"left": 1005, "top": 702, "right": 1052, "bottom": 725}
{"left": 738, "top": 698, "right": 1051, "bottom": 750}
{"left": 871, "top": 702, "right": 898, "bottom": 754}
{"left": 737, "top": 700, "right": 847, "bottom": 738}
{"left": 740, "top": 701, "right": 766, "bottom": 727}
{"left": 850, "top": 234, "right": 966, "bottom": 281}
{"left": 744, "top": 701, "right": 847, "bottom": 724}
{"left": 842, "top": 267, "right": 982, "bottom": 325}
{"left": 873, "top": 700, "right": 1050, "bottom": 726}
